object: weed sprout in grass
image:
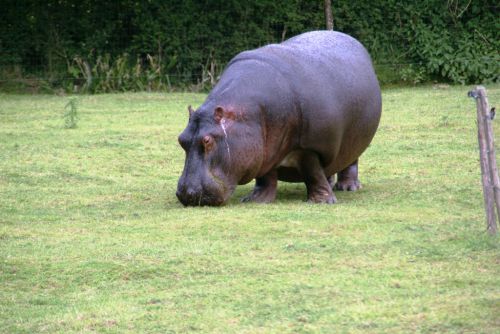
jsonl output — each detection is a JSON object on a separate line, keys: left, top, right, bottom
{"left": 64, "top": 98, "right": 79, "bottom": 129}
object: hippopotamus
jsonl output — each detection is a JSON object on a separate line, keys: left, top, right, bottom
{"left": 176, "top": 30, "right": 382, "bottom": 206}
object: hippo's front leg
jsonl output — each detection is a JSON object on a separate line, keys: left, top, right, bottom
{"left": 241, "top": 170, "right": 278, "bottom": 203}
{"left": 301, "top": 152, "right": 337, "bottom": 204}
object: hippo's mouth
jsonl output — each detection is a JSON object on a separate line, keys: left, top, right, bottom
{"left": 181, "top": 195, "right": 223, "bottom": 207}
{"left": 176, "top": 184, "right": 236, "bottom": 207}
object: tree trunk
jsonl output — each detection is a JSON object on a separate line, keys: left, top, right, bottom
{"left": 324, "top": 0, "right": 334, "bottom": 30}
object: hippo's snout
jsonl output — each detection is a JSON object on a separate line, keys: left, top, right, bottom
{"left": 176, "top": 186, "right": 200, "bottom": 206}
{"left": 176, "top": 181, "right": 226, "bottom": 207}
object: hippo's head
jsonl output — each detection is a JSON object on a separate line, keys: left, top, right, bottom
{"left": 176, "top": 104, "right": 263, "bottom": 206}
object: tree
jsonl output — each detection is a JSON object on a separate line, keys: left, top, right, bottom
{"left": 324, "top": 0, "right": 333, "bottom": 30}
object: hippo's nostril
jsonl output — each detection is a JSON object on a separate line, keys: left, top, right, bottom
{"left": 176, "top": 187, "right": 200, "bottom": 206}
{"left": 186, "top": 188, "right": 197, "bottom": 197}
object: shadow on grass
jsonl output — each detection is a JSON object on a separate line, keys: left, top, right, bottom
{"left": 228, "top": 182, "right": 371, "bottom": 206}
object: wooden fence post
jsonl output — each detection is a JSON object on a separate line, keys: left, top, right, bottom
{"left": 469, "top": 86, "right": 499, "bottom": 235}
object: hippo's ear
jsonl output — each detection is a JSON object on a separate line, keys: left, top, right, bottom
{"left": 214, "top": 106, "right": 236, "bottom": 123}
{"left": 188, "top": 105, "right": 195, "bottom": 117}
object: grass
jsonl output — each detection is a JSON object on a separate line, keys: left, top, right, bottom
{"left": 0, "top": 85, "right": 499, "bottom": 333}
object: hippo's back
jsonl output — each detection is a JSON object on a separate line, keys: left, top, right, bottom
{"left": 282, "top": 31, "right": 374, "bottom": 71}
{"left": 234, "top": 31, "right": 376, "bottom": 82}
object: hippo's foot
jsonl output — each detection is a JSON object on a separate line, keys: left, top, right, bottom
{"left": 241, "top": 171, "right": 277, "bottom": 203}
{"left": 334, "top": 179, "right": 362, "bottom": 191}
{"left": 302, "top": 152, "right": 337, "bottom": 204}
{"left": 307, "top": 191, "right": 337, "bottom": 204}
{"left": 242, "top": 188, "right": 276, "bottom": 203}
{"left": 334, "top": 159, "right": 362, "bottom": 191}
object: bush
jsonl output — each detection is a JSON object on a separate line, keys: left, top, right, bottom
{"left": 0, "top": 0, "right": 497, "bottom": 92}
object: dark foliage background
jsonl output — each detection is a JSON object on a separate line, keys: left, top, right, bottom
{"left": 0, "top": 0, "right": 498, "bottom": 92}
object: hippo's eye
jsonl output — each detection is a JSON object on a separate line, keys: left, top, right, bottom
{"left": 202, "top": 135, "right": 214, "bottom": 152}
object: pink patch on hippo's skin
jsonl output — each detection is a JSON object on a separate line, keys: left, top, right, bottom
{"left": 220, "top": 118, "right": 231, "bottom": 160}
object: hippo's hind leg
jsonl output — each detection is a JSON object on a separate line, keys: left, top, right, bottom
{"left": 334, "top": 159, "right": 362, "bottom": 191}
{"left": 241, "top": 170, "right": 277, "bottom": 203}
{"left": 302, "top": 152, "right": 337, "bottom": 204}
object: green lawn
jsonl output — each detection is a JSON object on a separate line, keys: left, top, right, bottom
{"left": 1, "top": 85, "right": 499, "bottom": 333}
